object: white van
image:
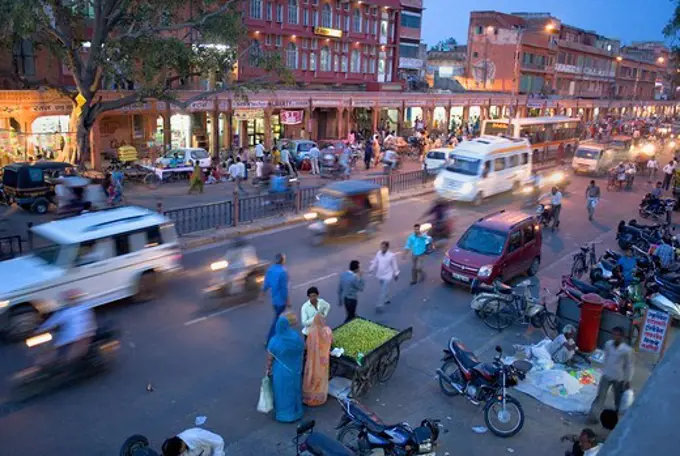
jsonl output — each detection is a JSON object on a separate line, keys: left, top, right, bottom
{"left": 572, "top": 141, "right": 613, "bottom": 175}
{"left": 434, "top": 136, "right": 532, "bottom": 205}
{"left": 0, "top": 206, "right": 182, "bottom": 340}
{"left": 424, "top": 148, "right": 455, "bottom": 174}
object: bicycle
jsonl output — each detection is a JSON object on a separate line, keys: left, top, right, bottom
{"left": 570, "top": 242, "right": 598, "bottom": 278}
{"left": 478, "top": 281, "right": 558, "bottom": 334}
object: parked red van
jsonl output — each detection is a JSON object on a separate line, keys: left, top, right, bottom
{"left": 441, "top": 210, "right": 542, "bottom": 286}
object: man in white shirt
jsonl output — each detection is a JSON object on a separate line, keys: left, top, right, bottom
{"left": 309, "top": 145, "right": 321, "bottom": 175}
{"left": 228, "top": 157, "right": 247, "bottom": 193}
{"left": 647, "top": 156, "right": 659, "bottom": 182}
{"left": 300, "top": 286, "right": 331, "bottom": 336}
{"left": 541, "top": 186, "right": 563, "bottom": 229}
{"left": 255, "top": 141, "right": 264, "bottom": 160}
{"left": 383, "top": 149, "right": 399, "bottom": 172}
{"left": 279, "top": 146, "right": 296, "bottom": 177}
{"left": 547, "top": 325, "right": 577, "bottom": 364}
{"left": 162, "top": 427, "right": 225, "bottom": 456}
{"left": 662, "top": 160, "right": 674, "bottom": 190}
{"left": 369, "top": 241, "right": 400, "bottom": 311}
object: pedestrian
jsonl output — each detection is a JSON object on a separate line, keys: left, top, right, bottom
{"left": 547, "top": 324, "right": 577, "bottom": 364}
{"left": 587, "top": 327, "right": 633, "bottom": 424}
{"left": 368, "top": 241, "right": 399, "bottom": 312}
{"left": 546, "top": 186, "right": 563, "bottom": 228}
{"left": 161, "top": 428, "right": 225, "bottom": 456}
{"left": 372, "top": 134, "right": 381, "bottom": 164}
{"left": 303, "top": 314, "right": 332, "bottom": 406}
{"left": 309, "top": 144, "right": 320, "bottom": 175}
{"left": 662, "top": 160, "right": 674, "bottom": 190}
{"left": 238, "top": 147, "right": 249, "bottom": 180}
{"left": 265, "top": 313, "right": 304, "bottom": 423}
{"left": 561, "top": 428, "right": 601, "bottom": 456}
{"left": 262, "top": 253, "right": 290, "bottom": 344}
{"left": 337, "top": 260, "right": 365, "bottom": 322}
{"left": 404, "top": 223, "right": 428, "bottom": 285}
{"left": 364, "top": 139, "right": 372, "bottom": 170}
{"left": 300, "top": 286, "right": 330, "bottom": 337}
{"left": 585, "top": 180, "right": 600, "bottom": 221}
{"left": 255, "top": 141, "right": 265, "bottom": 161}
{"left": 340, "top": 143, "right": 352, "bottom": 179}
{"left": 229, "top": 156, "right": 248, "bottom": 193}
{"left": 646, "top": 156, "right": 659, "bottom": 182}
{"left": 188, "top": 161, "right": 204, "bottom": 194}
{"left": 280, "top": 145, "right": 296, "bottom": 177}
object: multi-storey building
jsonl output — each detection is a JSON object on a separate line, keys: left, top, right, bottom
{"left": 615, "top": 46, "right": 661, "bottom": 101}
{"left": 396, "top": 0, "right": 425, "bottom": 81}
{"left": 425, "top": 45, "right": 467, "bottom": 90}
{"left": 629, "top": 41, "right": 674, "bottom": 99}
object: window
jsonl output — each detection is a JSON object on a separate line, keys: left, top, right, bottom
{"left": 312, "top": 10, "right": 318, "bottom": 26}
{"left": 288, "top": 0, "right": 298, "bottom": 24}
{"left": 333, "top": 54, "right": 339, "bottom": 71}
{"left": 13, "top": 39, "right": 35, "bottom": 76}
{"left": 372, "top": 19, "right": 377, "bottom": 36}
{"left": 507, "top": 231, "right": 522, "bottom": 253}
{"left": 145, "top": 227, "right": 163, "bottom": 248}
{"left": 310, "top": 51, "right": 317, "bottom": 70}
{"left": 322, "top": 3, "right": 332, "bottom": 28}
{"left": 352, "top": 9, "right": 362, "bottom": 33}
{"left": 265, "top": 34, "right": 272, "bottom": 45}
{"left": 475, "top": 25, "right": 483, "bottom": 34}
{"left": 311, "top": 38, "right": 318, "bottom": 49}
{"left": 160, "top": 224, "right": 177, "bottom": 244}
{"left": 369, "top": 58, "right": 375, "bottom": 73}
{"left": 275, "top": 35, "right": 282, "bottom": 47}
{"left": 114, "top": 235, "right": 130, "bottom": 256}
{"left": 508, "top": 154, "right": 519, "bottom": 168}
{"left": 266, "top": 2, "right": 272, "bottom": 20}
{"left": 302, "top": 38, "right": 309, "bottom": 49}
{"left": 249, "top": 0, "right": 262, "bottom": 19}
{"left": 372, "top": 7, "right": 377, "bottom": 16}
{"left": 343, "top": 2, "right": 349, "bottom": 11}
{"left": 312, "top": 0, "right": 318, "bottom": 4}
{"left": 473, "top": 51, "right": 479, "bottom": 58}
{"left": 276, "top": 4, "right": 283, "bottom": 22}
{"left": 523, "top": 224, "right": 536, "bottom": 244}
{"left": 320, "top": 46, "right": 330, "bottom": 71}
{"left": 303, "top": 9, "right": 308, "bottom": 26}
{"left": 493, "top": 157, "right": 506, "bottom": 171}
{"left": 400, "top": 13, "right": 421, "bottom": 29}
{"left": 350, "top": 50, "right": 360, "bottom": 73}
{"left": 248, "top": 40, "right": 261, "bottom": 66}
{"left": 344, "top": 15, "right": 350, "bottom": 32}
{"left": 301, "top": 52, "right": 308, "bottom": 70}
{"left": 521, "top": 152, "right": 529, "bottom": 165}
{"left": 75, "top": 241, "right": 99, "bottom": 266}
{"left": 399, "top": 44, "right": 418, "bottom": 58}
{"left": 341, "top": 55, "right": 348, "bottom": 72}
{"left": 286, "top": 42, "right": 298, "bottom": 69}
{"left": 342, "top": 42, "right": 348, "bottom": 52}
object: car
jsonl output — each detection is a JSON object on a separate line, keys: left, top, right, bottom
{"left": 277, "top": 139, "right": 318, "bottom": 168}
{"left": 424, "top": 148, "right": 454, "bottom": 175}
{"left": 156, "top": 148, "right": 211, "bottom": 168}
{"left": 0, "top": 206, "right": 182, "bottom": 341}
{"left": 441, "top": 210, "right": 542, "bottom": 287}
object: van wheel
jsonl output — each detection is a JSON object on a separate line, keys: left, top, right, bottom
{"left": 527, "top": 257, "right": 540, "bottom": 276}
{"left": 31, "top": 199, "right": 49, "bottom": 215}
{"left": 135, "top": 271, "right": 158, "bottom": 302}
{"left": 473, "top": 192, "right": 483, "bottom": 206}
{"left": 6, "top": 305, "right": 41, "bottom": 342}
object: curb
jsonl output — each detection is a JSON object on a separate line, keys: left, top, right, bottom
{"left": 180, "top": 185, "right": 435, "bottom": 250}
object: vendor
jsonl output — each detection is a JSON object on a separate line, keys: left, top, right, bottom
{"left": 547, "top": 325, "right": 577, "bottom": 364}
{"left": 300, "top": 287, "right": 330, "bottom": 337}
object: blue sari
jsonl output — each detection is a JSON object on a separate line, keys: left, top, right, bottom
{"left": 267, "top": 316, "right": 304, "bottom": 422}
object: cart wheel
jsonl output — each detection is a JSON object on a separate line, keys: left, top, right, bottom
{"left": 376, "top": 346, "right": 400, "bottom": 383}
{"left": 144, "top": 173, "right": 161, "bottom": 189}
{"left": 350, "top": 368, "right": 374, "bottom": 398}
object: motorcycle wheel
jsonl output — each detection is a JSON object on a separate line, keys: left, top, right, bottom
{"left": 438, "top": 361, "right": 464, "bottom": 397}
{"left": 570, "top": 256, "right": 586, "bottom": 279}
{"left": 119, "top": 434, "right": 151, "bottom": 456}
{"left": 337, "top": 424, "right": 368, "bottom": 455}
{"left": 639, "top": 208, "right": 649, "bottom": 219}
{"left": 484, "top": 395, "right": 525, "bottom": 438}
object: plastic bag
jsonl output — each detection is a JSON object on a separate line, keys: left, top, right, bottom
{"left": 620, "top": 389, "right": 634, "bottom": 413}
{"left": 257, "top": 376, "right": 274, "bottom": 413}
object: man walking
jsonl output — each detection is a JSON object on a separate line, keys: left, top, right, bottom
{"left": 309, "top": 144, "right": 320, "bottom": 175}
{"left": 255, "top": 141, "right": 265, "bottom": 161}
{"left": 364, "top": 139, "right": 373, "bottom": 170}
{"left": 280, "top": 145, "right": 297, "bottom": 177}
{"left": 262, "top": 253, "right": 290, "bottom": 344}
{"left": 585, "top": 180, "right": 601, "bottom": 221}
{"left": 587, "top": 327, "right": 633, "bottom": 424}
{"left": 546, "top": 186, "right": 563, "bottom": 229}
{"left": 337, "top": 260, "right": 365, "bottom": 322}
{"left": 662, "top": 160, "right": 675, "bottom": 191}
{"left": 404, "top": 223, "right": 428, "bottom": 285}
{"left": 369, "top": 241, "right": 400, "bottom": 312}
{"left": 646, "top": 156, "right": 659, "bottom": 183}
{"left": 228, "top": 156, "right": 247, "bottom": 193}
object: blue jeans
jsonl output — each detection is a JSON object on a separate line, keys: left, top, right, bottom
{"left": 267, "top": 304, "right": 287, "bottom": 344}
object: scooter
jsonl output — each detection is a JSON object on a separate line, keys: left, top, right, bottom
{"left": 421, "top": 219, "right": 452, "bottom": 254}
{"left": 536, "top": 201, "right": 556, "bottom": 229}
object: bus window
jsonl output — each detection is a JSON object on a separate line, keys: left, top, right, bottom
{"left": 508, "top": 154, "right": 519, "bottom": 168}
{"left": 520, "top": 125, "right": 546, "bottom": 144}
{"left": 494, "top": 157, "right": 506, "bottom": 172}
{"left": 521, "top": 152, "right": 529, "bottom": 165}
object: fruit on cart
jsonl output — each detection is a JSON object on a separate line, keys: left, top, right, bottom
{"left": 332, "top": 319, "right": 398, "bottom": 361}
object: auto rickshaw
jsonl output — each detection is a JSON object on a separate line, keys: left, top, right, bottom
{"left": 304, "top": 180, "right": 389, "bottom": 246}
{"left": 1, "top": 161, "right": 76, "bottom": 214}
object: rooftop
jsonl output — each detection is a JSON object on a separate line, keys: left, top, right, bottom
{"left": 31, "top": 206, "right": 169, "bottom": 245}
{"left": 477, "top": 210, "right": 533, "bottom": 232}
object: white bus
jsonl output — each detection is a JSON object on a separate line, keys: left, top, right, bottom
{"left": 481, "top": 116, "right": 583, "bottom": 164}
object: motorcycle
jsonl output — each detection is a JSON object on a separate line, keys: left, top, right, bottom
{"left": 616, "top": 220, "right": 665, "bottom": 251}
{"left": 639, "top": 194, "right": 675, "bottom": 224}
{"left": 295, "top": 420, "right": 356, "bottom": 456}
{"left": 536, "top": 201, "right": 556, "bottom": 228}
{"left": 421, "top": 220, "right": 452, "bottom": 254}
{"left": 336, "top": 397, "right": 440, "bottom": 455}
{"left": 119, "top": 435, "right": 160, "bottom": 456}
{"left": 10, "top": 323, "right": 121, "bottom": 402}
{"left": 436, "top": 341, "right": 532, "bottom": 438}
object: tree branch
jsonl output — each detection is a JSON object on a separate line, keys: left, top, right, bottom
{"left": 0, "top": 69, "right": 77, "bottom": 100}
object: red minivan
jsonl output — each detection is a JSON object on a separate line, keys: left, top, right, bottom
{"left": 441, "top": 210, "right": 542, "bottom": 286}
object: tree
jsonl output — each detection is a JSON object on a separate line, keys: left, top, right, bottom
{"left": 663, "top": 0, "right": 680, "bottom": 99}
{"left": 429, "top": 37, "right": 458, "bottom": 52}
{"left": 0, "top": 0, "right": 285, "bottom": 164}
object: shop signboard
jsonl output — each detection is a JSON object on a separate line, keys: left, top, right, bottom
{"left": 638, "top": 308, "right": 670, "bottom": 355}
{"left": 380, "top": 100, "right": 403, "bottom": 109}
{"left": 188, "top": 100, "right": 214, "bottom": 112}
{"left": 272, "top": 100, "right": 308, "bottom": 108}
{"left": 527, "top": 101, "right": 545, "bottom": 109}
{"left": 31, "top": 103, "right": 72, "bottom": 115}
{"left": 314, "top": 27, "right": 343, "bottom": 38}
{"left": 117, "top": 102, "right": 154, "bottom": 112}
{"left": 233, "top": 109, "right": 264, "bottom": 121}
{"left": 312, "top": 99, "right": 345, "bottom": 108}
{"left": 280, "top": 110, "right": 304, "bottom": 125}
{"left": 352, "top": 100, "right": 375, "bottom": 109}
{"left": 232, "top": 100, "right": 269, "bottom": 109}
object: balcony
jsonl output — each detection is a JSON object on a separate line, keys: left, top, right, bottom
{"left": 555, "top": 63, "right": 615, "bottom": 79}
{"left": 521, "top": 62, "right": 550, "bottom": 72}
{"left": 557, "top": 39, "right": 614, "bottom": 58}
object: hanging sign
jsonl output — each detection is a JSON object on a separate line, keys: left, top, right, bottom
{"left": 272, "top": 100, "right": 308, "bottom": 108}
{"left": 280, "top": 110, "right": 304, "bottom": 125}
{"left": 188, "top": 100, "right": 213, "bottom": 112}
{"left": 232, "top": 100, "right": 269, "bottom": 109}
{"left": 314, "top": 27, "right": 343, "bottom": 38}
{"left": 233, "top": 109, "right": 264, "bottom": 121}
{"left": 638, "top": 308, "right": 670, "bottom": 354}
{"left": 352, "top": 100, "right": 376, "bottom": 109}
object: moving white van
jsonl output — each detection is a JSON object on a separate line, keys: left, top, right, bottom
{"left": 0, "top": 206, "right": 182, "bottom": 340}
{"left": 434, "top": 136, "right": 532, "bottom": 205}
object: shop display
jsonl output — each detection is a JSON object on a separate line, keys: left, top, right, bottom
{"left": 332, "top": 318, "right": 398, "bottom": 361}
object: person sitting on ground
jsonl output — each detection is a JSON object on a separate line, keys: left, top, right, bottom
{"left": 547, "top": 324, "right": 578, "bottom": 364}
{"left": 561, "top": 428, "right": 601, "bottom": 456}
{"left": 161, "top": 427, "right": 225, "bottom": 456}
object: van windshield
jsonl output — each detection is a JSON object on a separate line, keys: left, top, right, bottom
{"left": 457, "top": 226, "right": 507, "bottom": 256}
{"left": 32, "top": 234, "right": 62, "bottom": 265}
{"left": 427, "top": 151, "right": 446, "bottom": 160}
{"left": 575, "top": 148, "right": 600, "bottom": 159}
{"left": 445, "top": 155, "right": 481, "bottom": 176}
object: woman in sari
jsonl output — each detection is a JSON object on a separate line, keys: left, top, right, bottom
{"left": 303, "top": 314, "right": 332, "bottom": 406}
{"left": 266, "top": 313, "right": 304, "bottom": 422}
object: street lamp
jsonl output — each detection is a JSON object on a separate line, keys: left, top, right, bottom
{"left": 658, "top": 56, "right": 666, "bottom": 64}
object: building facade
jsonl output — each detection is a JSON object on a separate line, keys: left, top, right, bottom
{"left": 397, "top": 0, "right": 425, "bottom": 81}
{"left": 425, "top": 46, "right": 467, "bottom": 91}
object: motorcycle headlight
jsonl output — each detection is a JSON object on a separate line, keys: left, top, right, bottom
{"left": 551, "top": 171, "right": 564, "bottom": 183}
{"left": 303, "top": 212, "right": 318, "bottom": 220}
{"left": 26, "top": 333, "right": 52, "bottom": 348}
{"left": 461, "top": 182, "right": 474, "bottom": 194}
{"left": 324, "top": 217, "right": 338, "bottom": 225}
{"left": 418, "top": 442, "right": 433, "bottom": 453}
{"left": 643, "top": 144, "right": 656, "bottom": 154}
{"left": 670, "top": 141, "right": 677, "bottom": 149}
{"left": 522, "top": 186, "right": 533, "bottom": 194}
{"left": 478, "top": 264, "right": 494, "bottom": 278}
{"left": 0, "top": 300, "right": 8, "bottom": 309}
{"left": 210, "top": 260, "right": 229, "bottom": 271}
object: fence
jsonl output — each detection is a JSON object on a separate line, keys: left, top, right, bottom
{"left": 165, "top": 169, "right": 433, "bottom": 236}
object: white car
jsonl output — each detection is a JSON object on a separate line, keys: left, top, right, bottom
{"left": 0, "top": 206, "right": 182, "bottom": 340}
{"left": 424, "top": 148, "right": 454, "bottom": 174}
{"left": 156, "top": 148, "right": 211, "bottom": 168}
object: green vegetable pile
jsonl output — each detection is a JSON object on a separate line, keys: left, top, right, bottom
{"left": 332, "top": 319, "right": 398, "bottom": 361}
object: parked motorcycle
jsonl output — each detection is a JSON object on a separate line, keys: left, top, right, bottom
{"left": 336, "top": 397, "right": 440, "bottom": 455}
{"left": 639, "top": 194, "right": 675, "bottom": 224}
{"left": 10, "top": 323, "right": 121, "bottom": 402}
{"left": 119, "top": 435, "right": 160, "bottom": 456}
{"left": 436, "top": 341, "right": 531, "bottom": 438}
{"left": 295, "top": 420, "right": 356, "bottom": 456}
{"left": 616, "top": 220, "right": 664, "bottom": 251}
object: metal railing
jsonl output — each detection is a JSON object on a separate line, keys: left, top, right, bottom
{"left": 0, "top": 235, "right": 23, "bottom": 261}
{"left": 166, "top": 169, "right": 433, "bottom": 236}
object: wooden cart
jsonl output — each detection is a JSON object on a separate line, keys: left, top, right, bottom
{"left": 330, "top": 318, "right": 413, "bottom": 398}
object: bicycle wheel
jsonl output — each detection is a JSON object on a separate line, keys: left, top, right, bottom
{"left": 570, "top": 255, "right": 586, "bottom": 278}
{"left": 481, "top": 299, "right": 514, "bottom": 331}
{"left": 144, "top": 173, "right": 161, "bottom": 189}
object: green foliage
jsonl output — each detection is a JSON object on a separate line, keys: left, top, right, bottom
{"left": 332, "top": 319, "right": 398, "bottom": 361}
{"left": 429, "top": 37, "right": 458, "bottom": 52}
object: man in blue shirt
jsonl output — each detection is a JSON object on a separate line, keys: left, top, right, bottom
{"left": 616, "top": 247, "right": 637, "bottom": 285}
{"left": 404, "top": 223, "right": 429, "bottom": 285}
{"left": 262, "top": 253, "right": 290, "bottom": 344}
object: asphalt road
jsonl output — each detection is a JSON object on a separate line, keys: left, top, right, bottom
{"left": 0, "top": 171, "right": 662, "bottom": 455}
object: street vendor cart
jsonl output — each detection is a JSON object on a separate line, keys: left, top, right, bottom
{"left": 329, "top": 317, "right": 413, "bottom": 397}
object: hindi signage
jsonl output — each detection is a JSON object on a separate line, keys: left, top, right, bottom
{"left": 352, "top": 100, "right": 375, "bottom": 108}
{"left": 272, "top": 100, "right": 308, "bottom": 108}
{"left": 233, "top": 109, "right": 264, "bottom": 121}
{"left": 188, "top": 100, "right": 213, "bottom": 112}
{"left": 232, "top": 100, "right": 269, "bottom": 109}
{"left": 638, "top": 308, "right": 670, "bottom": 354}
{"left": 280, "top": 110, "right": 304, "bottom": 125}
{"left": 31, "top": 104, "right": 72, "bottom": 114}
